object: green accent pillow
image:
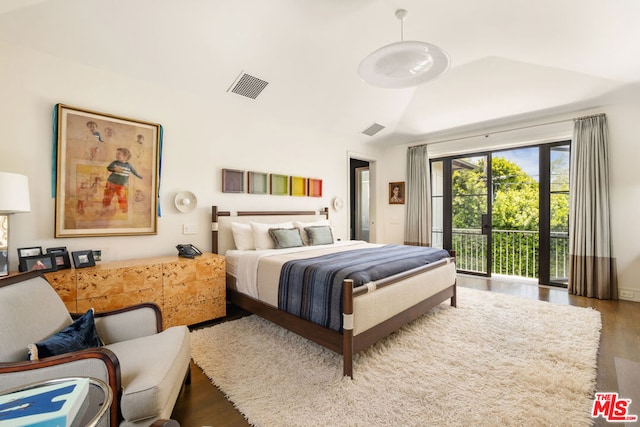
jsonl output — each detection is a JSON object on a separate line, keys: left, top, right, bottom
{"left": 269, "top": 228, "right": 304, "bottom": 249}
{"left": 27, "top": 308, "right": 102, "bottom": 361}
{"left": 305, "top": 225, "right": 334, "bottom": 246}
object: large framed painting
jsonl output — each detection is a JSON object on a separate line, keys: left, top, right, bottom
{"left": 54, "top": 104, "right": 160, "bottom": 237}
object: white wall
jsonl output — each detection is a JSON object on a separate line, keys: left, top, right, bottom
{"left": 378, "top": 85, "right": 640, "bottom": 301}
{"left": 0, "top": 42, "right": 382, "bottom": 268}
{"left": 603, "top": 85, "right": 640, "bottom": 302}
{"left": 4, "top": 41, "right": 639, "bottom": 302}
{"left": 375, "top": 143, "right": 407, "bottom": 244}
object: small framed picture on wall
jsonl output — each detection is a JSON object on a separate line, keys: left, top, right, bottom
{"left": 389, "top": 182, "right": 405, "bottom": 204}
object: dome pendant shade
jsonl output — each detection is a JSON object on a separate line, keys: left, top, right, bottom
{"left": 358, "top": 9, "right": 450, "bottom": 89}
{"left": 358, "top": 41, "right": 449, "bottom": 88}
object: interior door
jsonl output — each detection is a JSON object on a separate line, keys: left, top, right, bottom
{"left": 354, "top": 167, "right": 370, "bottom": 242}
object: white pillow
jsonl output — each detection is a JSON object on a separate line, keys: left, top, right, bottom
{"left": 231, "top": 222, "right": 255, "bottom": 250}
{"left": 294, "top": 219, "right": 330, "bottom": 245}
{"left": 250, "top": 221, "right": 294, "bottom": 250}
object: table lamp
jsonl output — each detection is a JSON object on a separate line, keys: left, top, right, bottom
{"left": 0, "top": 172, "right": 31, "bottom": 276}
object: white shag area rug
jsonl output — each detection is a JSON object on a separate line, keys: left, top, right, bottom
{"left": 191, "top": 287, "right": 601, "bottom": 427}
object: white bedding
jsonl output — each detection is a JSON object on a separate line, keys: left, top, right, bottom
{"left": 226, "top": 240, "right": 456, "bottom": 336}
{"left": 226, "top": 241, "right": 381, "bottom": 304}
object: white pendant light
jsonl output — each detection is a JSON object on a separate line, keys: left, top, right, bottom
{"left": 358, "top": 9, "right": 450, "bottom": 89}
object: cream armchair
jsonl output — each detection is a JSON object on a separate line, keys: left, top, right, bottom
{"left": 0, "top": 271, "right": 191, "bottom": 427}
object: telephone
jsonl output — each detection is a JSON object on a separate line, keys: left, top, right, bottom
{"left": 176, "top": 244, "right": 203, "bottom": 259}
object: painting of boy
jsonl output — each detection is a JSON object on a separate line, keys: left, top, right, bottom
{"left": 102, "top": 147, "right": 143, "bottom": 214}
{"left": 55, "top": 104, "right": 159, "bottom": 237}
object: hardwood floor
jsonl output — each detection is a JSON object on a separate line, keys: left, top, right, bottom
{"left": 172, "top": 305, "right": 251, "bottom": 427}
{"left": 171, "top": 275, "right": 640, "bottom": 426}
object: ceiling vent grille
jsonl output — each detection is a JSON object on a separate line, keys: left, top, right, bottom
{"left": 228, "top": 72, "right": 269, "bottom": 99}
{"left": 362, "top": 122, "right": 385, "bottom": 136}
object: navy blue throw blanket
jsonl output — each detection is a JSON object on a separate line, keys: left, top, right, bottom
{"left": 277, "top": 245, "right": 450, "bottom": 332}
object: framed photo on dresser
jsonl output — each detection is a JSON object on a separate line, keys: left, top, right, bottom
{"left": 71, "top": 250, "right": 96, "bottom": 269}
{"left": 19, "top": 254, "right": 58, "bottom": 273}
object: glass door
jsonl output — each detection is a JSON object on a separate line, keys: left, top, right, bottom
{"left": 451, "top": 155, "right": 490, "bottom": 275}
{"left": 431, "top": 161, "right": 445, "bottom": 250}
{"left": 539, "top": 143, "right": 570, "bottom": 286}
{"left": 548, "top": 145, "right": 570, "bottom": 285}
{"left": 431, "top": 141, "right": 570, "bottom": 286}
{"left": 491, "top": 147, "right": 540, "bottom": 279}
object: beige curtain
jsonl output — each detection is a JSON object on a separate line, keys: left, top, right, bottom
{"left": 568, "top": 114, "right": 617, "bottom": 299}
{"left": 404, "top": 145, "right": 431, "bottom": 246}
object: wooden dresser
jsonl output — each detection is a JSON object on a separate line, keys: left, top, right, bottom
{"left": 45, "top": 253, "right": 225, "bottom": 329}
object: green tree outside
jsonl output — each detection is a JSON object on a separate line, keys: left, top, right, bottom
{"left": 451, "top": 154, "right": 569, "bottom": 278}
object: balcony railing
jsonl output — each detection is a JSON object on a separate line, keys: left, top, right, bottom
{"left": 449, "top": 228, "right": 568, "bottom": 282}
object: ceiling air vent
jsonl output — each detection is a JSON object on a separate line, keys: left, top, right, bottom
{"left": 362, "top": 122, "right": 385, "bottom": 136}
{"left": 227, "top": 71, "right": 269, "bottom": 99}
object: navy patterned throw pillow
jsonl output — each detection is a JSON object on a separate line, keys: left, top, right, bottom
{"left": 27, "top": 308, "right": 102, "bottom": 361}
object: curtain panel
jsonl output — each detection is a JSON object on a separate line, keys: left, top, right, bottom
{"left": 404, "top": 145, "right": 431, "bottom": 246}
{"left": 568, "top": 114, "right": 618, "bottom": 299}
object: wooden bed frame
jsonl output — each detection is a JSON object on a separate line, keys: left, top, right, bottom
{"left": 211, "top": 206, "right": 456, "bottom": 378}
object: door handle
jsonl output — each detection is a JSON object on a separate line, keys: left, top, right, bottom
{"left": 481, "top": 214, "right": 490, "bottom": 235}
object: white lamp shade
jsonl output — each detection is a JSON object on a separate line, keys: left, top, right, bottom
{"left": 0, "top": 172, "right": 31, "bottom": 214}
{"left": 358, "top": 41, "right": 450, "bottom": 89}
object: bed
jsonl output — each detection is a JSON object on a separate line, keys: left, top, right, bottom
{"left": 211, "top": 206, "right": 457, "bottom": 377}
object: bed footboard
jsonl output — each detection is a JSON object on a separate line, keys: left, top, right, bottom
{"left": 341, "top": 258, "right": 456, "bottom": 377}
{"left": 227, "top": 258, "right": 456, "bottom": 378}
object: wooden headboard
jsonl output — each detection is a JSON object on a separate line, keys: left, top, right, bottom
{"left": 211, "top": 206, "right": 329, "bottom": 254}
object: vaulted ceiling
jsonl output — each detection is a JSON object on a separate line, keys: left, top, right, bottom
{"left": 1, "top": 0, "right": 639, "bottom": 146}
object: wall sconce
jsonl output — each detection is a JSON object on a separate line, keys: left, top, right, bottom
{"left": 0, "top": 172, "right": 31, "bottom": 276}
{"left": 174, "top": 191, "right": 197, "bottom": 213}
{"left": 332, "top": 197, "right": 344, "bottom": 212}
